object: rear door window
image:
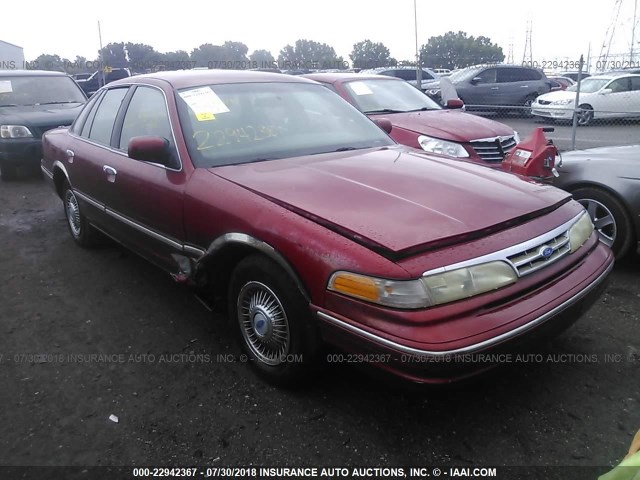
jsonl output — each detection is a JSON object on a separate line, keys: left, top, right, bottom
{"left": 87, "top": 88, "right": 128, "bottom": 145}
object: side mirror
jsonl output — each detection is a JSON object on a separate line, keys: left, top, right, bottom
{"left": 445, "top": 99, "right": 464, "bottom": 109}
{"left": 373, "top": 118, "right": 393, "bottom": 134}
{"left": 470, "top": 77, "right": 482, "bottom": 85}
{"left": 599, "top": 88, "right": 612, "bottom": 95}
{"left": 128, "top": 136, "right": 175, "bottom": 168}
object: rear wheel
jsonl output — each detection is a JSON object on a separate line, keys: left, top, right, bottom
{"left": 575, "top": 104, "right": 594, "bottom": 126}
{"left": 228, "top": 255, "right": 318, "bottom": 386}
{"left": 520, "top": 95, "right": 537, "bottom": 117}
{"left": 572, "top": 186, "right": 634, "bottom": 259}
{"left": 62, "top": 181, "right": 98, "bottom": 247}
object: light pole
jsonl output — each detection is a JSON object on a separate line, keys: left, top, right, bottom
{"left": 414, "top": 0, "right": 422, "bottom": 89}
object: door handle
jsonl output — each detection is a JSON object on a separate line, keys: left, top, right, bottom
{"left": 66, "top": 149, "right": 74, "bottom": 163}
{"left": 520, "top": 85, "right": 530, "bottom": 88}
{"left": 491, "top": 87, "right": 499, "bottom": 90}
{"left": 103, "top": 165, "right": 117, "bottom": 183}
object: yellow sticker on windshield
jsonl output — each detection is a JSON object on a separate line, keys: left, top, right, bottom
{"left": 196, "top": 112, "right": 215, "bottom": 121}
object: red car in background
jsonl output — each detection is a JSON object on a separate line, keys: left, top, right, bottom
{"left": 41, "top": 70, "right": 612, "bottom": 386}
{"left": 303, "top": 72, "right": 519, "bottom": 165}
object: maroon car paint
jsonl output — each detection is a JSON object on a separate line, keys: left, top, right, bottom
{"left": 41, "top": 70, "right": 614, "bottom": 384}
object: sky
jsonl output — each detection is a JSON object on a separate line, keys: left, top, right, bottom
{"left": 3, "top": 0, "right": 639, "bottom": 67}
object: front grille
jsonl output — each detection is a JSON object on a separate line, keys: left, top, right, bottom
{"left": 507, "top": 231, "right": 571, "bottom": 276}
{"left": 469, "top": 135, "right": 518, "bottom": 162}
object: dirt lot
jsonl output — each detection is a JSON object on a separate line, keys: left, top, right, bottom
{"left": 1, "top": 177, "right": 639, "bottom": 475}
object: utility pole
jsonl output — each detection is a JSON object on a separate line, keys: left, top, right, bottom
{"left": 522, "top": 19, "right": 533, "bottom": 65}
{"left": 98, "top": 20, "right": 105, "bottom": 88}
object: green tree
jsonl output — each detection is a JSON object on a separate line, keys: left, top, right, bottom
{"left": 249, "top": 49, "right": 275, "bottom": 68}
{"left": 99, "top": 42, "right": 128, "bottom": 68}
{"left": 350, "top": 40, "right": 395, "bottom": 69}
{"left": 125, "top": 42, "right": 161, "bottom": 72}
{"left": 190, "top": 42, "right": 249, "bottom": 68}
{"left": 278, "top": 39, "right": 346, "bottom": 70}
{"left": 159, "top": 50, "right": 191, "bottom": 70}
{"left": 31, "top": 54, "right": 65, "bottom": 71}
{"left": 420, "top": 31, "right": 504, "bottom": 70}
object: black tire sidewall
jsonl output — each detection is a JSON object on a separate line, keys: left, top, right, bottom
{"left": 572, "top": 187, "right": 633, "bottom": 259}
{"left": 62, "top": 181, "right": 95, "bottom": 247}
{"left": 228, "top": 254, "right": 315, "bottom": 385}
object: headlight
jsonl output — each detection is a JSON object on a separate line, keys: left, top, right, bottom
{"left": 418, "top": 135, "right": 469, "bottom": 158}
{"left": 568, "top": 212, "right": 594, "bottom": 253}
{"left": 421, "top": 261, "right": 517, "bottom": 306}
{"left": 551, "top": 99, "right": 573, "bottom": 105}
{"left": 328, "top": 272, "right": 430, "bottom": 309}
{"left": 328, "top": 261, "right": 517, "bottom": 309}
{"left": 0, "top": 125, "right": 33, "bottom": 138}
{"left": 427, "top": 89, "right": 440, "bottom": 96}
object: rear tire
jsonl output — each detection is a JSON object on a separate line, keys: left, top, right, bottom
{"left": 228, "top": 254, "right": 318, "bottom": 386}
{"left": 520, "top": 95, "right": 537, "bottom": 117}
{"left": 572, "top": 186, "right": 634, "bottom": 260}
{"left": 62, "top": 181, "right": 98, "bottom": 247}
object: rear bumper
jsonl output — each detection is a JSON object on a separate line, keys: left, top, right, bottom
{"left": 0, "top": 138, "right": 43, "bottom": 167}
{"left": 315, "top": 242, "right": 614, "bottom": 384}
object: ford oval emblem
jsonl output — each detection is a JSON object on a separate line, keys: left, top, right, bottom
{"left": 539, "top": 246, "right": 554, "bottom": 259}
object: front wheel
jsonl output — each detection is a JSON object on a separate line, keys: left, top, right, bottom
{"left": 572, "top": 187, "right": 634, "bottom": 260}
{"left": 228, "top": 255, "right": 318, "bottom": 386}
{"left": 575, "top": 104, "right": 594, "bottom": 126}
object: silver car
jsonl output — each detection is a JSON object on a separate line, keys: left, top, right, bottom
{"left": 555, "top": 145, "right": 640, "bottom": 259}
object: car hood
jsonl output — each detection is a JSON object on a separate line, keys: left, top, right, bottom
{"left": 557, "top": 145, "right": 640, "bottom": 177}
{"left": 371, "top": 110, "right": 514, "bottom": 142}
{"left": 536, "top": 90, "right": 585, "bottom": 102}
{"left": 0, "top": 103, "right": 84, "bottom": 135}
{"left": 211, "top": 146, "right": 570, "bottom": 256}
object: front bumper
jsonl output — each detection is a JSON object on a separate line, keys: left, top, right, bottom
{"left": 531, "top": 104, "right": 574, "bottom": 119}
{"left": 0, "top": 137, "right": 43, "bottom": 167}
{"left": 314, "top": 241, "right": 614, "bottom": 384}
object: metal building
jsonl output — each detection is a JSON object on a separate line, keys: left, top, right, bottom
{"left": 0, "top": 40, "right": 25, "bottom": 70}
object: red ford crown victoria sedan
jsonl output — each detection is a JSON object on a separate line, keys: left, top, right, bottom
{"left": 302, "top": 72, "right": 519, "bottom": 165}
{"left": 41, "top": 70, "right": 613, "bottom": 385}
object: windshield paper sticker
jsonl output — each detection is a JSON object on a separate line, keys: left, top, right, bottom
{"left": 349, "top": 81, "right": 373, "bottom": 95}
{"left": 0, "top": 81, "right": 13, "bottom": 94}
{"left": 179, "top": 87, "right": 230, "bottom": 121}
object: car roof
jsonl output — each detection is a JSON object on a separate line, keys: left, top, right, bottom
{"left": 302, "top": 72, "right": 403, "bottom": 83}
{"left": 112, "top": 69, "right": 315, "bottom": 89}
{"left": 585, "top": 73, "right": 640, "bottom": 81}
{"left": 0, "top": 69, "right": 71, "bottom": 77}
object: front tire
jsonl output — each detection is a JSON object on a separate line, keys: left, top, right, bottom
{"left": 228, "top": 255, "right": 317, "bottom": 386}
{"left": 575, "top": 104, "right": 594, "bottom": 126}
{"left": 572, "top": 187, "right": 634, "bottom": 260}
{"left": 62, "top": 181, "right": 98, "bottom": 247}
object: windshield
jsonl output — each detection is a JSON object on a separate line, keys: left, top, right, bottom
{"left": 344, "top": 79, "right": 441, "bottom": 113}
{"left": 176, "top": 82, "right": 395, "bottom": 168}
{"left": 448, "top": 67, "right": 482, "bottom": 83}
{"left": 568, "top": 78, "right": 610, "bottom": 93}
{"left": 0, "top": 76, "right": 86, "bottom": 106}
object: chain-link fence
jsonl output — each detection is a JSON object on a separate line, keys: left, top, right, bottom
{"left": 424, "top": 60, "right": 640, "bottom": 152}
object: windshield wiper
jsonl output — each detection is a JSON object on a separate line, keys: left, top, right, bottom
{"left": 405, "top": 107, "right": 436, "bottom": 112}
{"left": 334, "top": 146, "right": 367, "bottom": 152}
{"left": 363, "top": 108, "right": 405, "bottom": 114}
{"left": 0, "top": 104, "right": 18, "bottom": 107}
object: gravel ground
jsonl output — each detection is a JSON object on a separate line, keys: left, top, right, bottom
{"left": 0, "top": 177, "right": 638, "bottom": 476}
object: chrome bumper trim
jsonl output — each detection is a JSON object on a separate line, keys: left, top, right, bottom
{"left": 317, "top": 260, "right": 612, "bottom": 358}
